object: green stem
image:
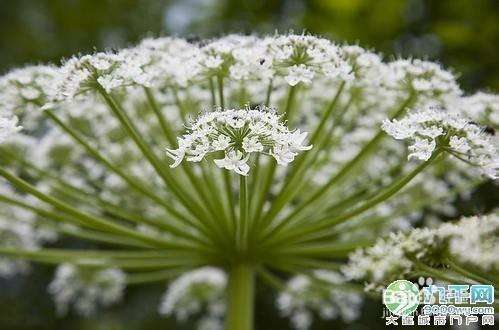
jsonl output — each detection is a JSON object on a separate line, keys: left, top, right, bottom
{"left": 217, "top": 75, "right": 225, "bottom": 108}
{"left": 261, "top": 149, "right": 443, "bottom": 248}
{"left": 144, "top": 87, "right": 176, "bottom": 144}
{"left": 0, "top": 168, "right": 194, "bottom": 250}
{"left": 257, "top": 267, "right": 285, "bottom": 290}
{"left": 96, "top": 85, "right": 225, "bottom": 244}
{"left": 159, "top": 87, "right": 230, "bottom": 238}
{"left": 269, "top": 239, "right": 375, "bottom": 258}
{"left": 226, "top": 263, "right": 255, "bottom": 330}
{"left": 42, "top": 110, "right": 201, "bottom": 232}
{"left": 269, "top": 94, "right": 415, "bottom": 233}
{"left": 282, "top": 85, "right": 297, "bottom": 122}
{"left": 127, "top": 268, "right": 189, "bottom": 285}
{"left": 209, "top": 78, "right": 217, "bottom": 107}
{"left": 251, "top": 85, "right": 297, "bottom": 230}
{"left": 239, "top": 175, "right": 248, "bottom": 251}
{"left": 257, "top": 82, "right": 346, "bottom": 227}
{"left": 445, "top": 258, "right": 496, "bottom": 285}
{"left": 264, "top": 79, "right": 273, "bottom": 106}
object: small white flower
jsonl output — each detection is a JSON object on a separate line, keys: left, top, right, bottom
{"left": 449, "top": 136, "right": 471, "bottom": 153}
{"left": 214, "top": 150, "right": 250, "bottom": 176}
{"left": 287, "top": 130, "right": 314, "bottom": 153}
{"left": 212, "top": 135, "right": 232, "bottom": 151}
{"left": 408, "top": 137, "right": 436, "bottom": 161}
{"left": 242, "top": 136, "right": 263, "bottom": 153}
{"left": 285, "top": 65, "right": 315, "bottom": 86}
{"left": 271, "top": 144, "right": 297, "bottom": 166}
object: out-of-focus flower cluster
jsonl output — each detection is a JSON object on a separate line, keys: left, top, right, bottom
{"left": 159, "top": 267, "right": 227, "bottom": 330}
{"left": 277, "top": 270, "right": 362, "bottom": 330}
{"left": 343, "top": 213, "right": 499, "bottom": 291}
{"left": 48, "top": 263, "right": 126, "bottom": 316}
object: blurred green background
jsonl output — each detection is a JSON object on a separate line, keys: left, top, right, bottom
{"left": 0, "top": 0, "right": 498, "bottom": 329}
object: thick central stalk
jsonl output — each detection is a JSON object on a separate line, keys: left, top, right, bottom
{"left": 225, "top": 263, "right": 255, "bottom": 330}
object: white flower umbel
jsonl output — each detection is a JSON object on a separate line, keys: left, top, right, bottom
{"left": 277, "top": 270, "right": 362, "bottom": 330}
{"left": 265, "top": 34, "right": 352, "bottom": 84}
{"left": 439, "top": 214, "right": 499, "bottom": 272}
{"left": 49, "top": 51, "right": 148, "bottom": 102}
{"left": 383, "top": 59, "right": 461, "bottom": 100}
{"left": 343, "top": 213, "right": 499, "bottom": 291}
{"left": 0, "top": 183, "right": 57, "bottom": 277}
{"left": 48, "top": 264, "right": 126, "bottom": 316}
{"left": 0, "top": 65, "right": 58, "bottom": 113}
{"left": 166, "top": 107, "right": 312, "bottom": 176}
{"left": 453, "top": 91, "right": 499, "bottom": 127}
{"left": 382, "top": 106, "right": 498, "bottom": 178}
{"left": 159, "top": 267, "right": 227, "bottom": 327}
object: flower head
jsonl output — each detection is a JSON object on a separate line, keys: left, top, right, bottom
{"left": 48, "top": 264, "right": 126, "bottom": 316}
{"left": 343, "top": 213, "right": 499, "bottom": 291}
{"left": 277, "top": 270, "right": 362, "bottom": 330}
{"left": 382, "top": 106, "right": 498, "bottom": 178}
{"left": 159, "top": 267, "right": 226, "bottom": 328}
{"left": 166, "top": 106, "right": 312, "bottom": 175}
{"left": 0, "top": 65, "right": 58, "bottom": 112}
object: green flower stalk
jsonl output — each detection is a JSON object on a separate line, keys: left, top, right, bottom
{"left": 0, "top": 34, "right": 497, "bottom": 330}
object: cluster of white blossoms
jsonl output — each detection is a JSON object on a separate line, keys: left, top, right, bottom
{"left": 277, "top": 270, "right": 362, "bottom": 330}
{"left": 438, "top": 214, "right": 499, "bottom": 271}
{"left": 159, "top": 267, "right": 226, "bottom": 330}
{"left": 343, "top": 213, "right": 499, "bottom": 291}
{"left": 0, "top": 184, "right": 57, "bottom": 277}
{"left": 48, "top": 264, "right": 126, "bottom": 316}
{"left": 382, "top": 105, "right": 498, "bottom": 178}
{"left": 0, "top": 65, "right": 59, "bottom": 140}
{"left": 453, "top": 92, "right": 499, "bottom": 127}
{"left": 383, "top": 59, "right": 461, "bottom": 100}
{"left": 166, "top": 107, "right": 312, "bottom": 175}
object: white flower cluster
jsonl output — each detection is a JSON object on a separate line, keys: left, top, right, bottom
{"left": 383, "top": 59, "right": 461, "bottom": 99}
{"left": 0, "top": 184, "right": 56, "bottom": 277}
{"left": 382, "top": 105, "right": 498, "bottom": 178}
{"left": 342, "top": 231, "right": 417, "bottom": 292}
{"left": 0, "top": 213, "right": 36, "bottom": 277}
{"left": 166, "top": 107, "right": 312, "bottom": 175}
{"left": 32, "top": 34, "right": 398, "bottom": 108}
{"left": 343, "top": 213, "right": 499, "bottom": 291}
{"left": 0, "top": 65, "right": 58, "bottom": 112}
{"left": 453, "top": 92, "right": 499, "bottom": 127}
{"left": 159, "top": 267, "right": 226, "bottom": 329}
{"left": 265, "top": 34, "right": 352, "bottom": 85}
{"left": 439, "top": 214, "right": 499, "bottom": 271}
{"left": 48, "top": 264, "right": 126, "bottom": 316}
{"left": 277, "top": 270, "right": 362, "bottom": 330}
{"left": 50, "top": 52, "right": 148, "bottom": 102}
